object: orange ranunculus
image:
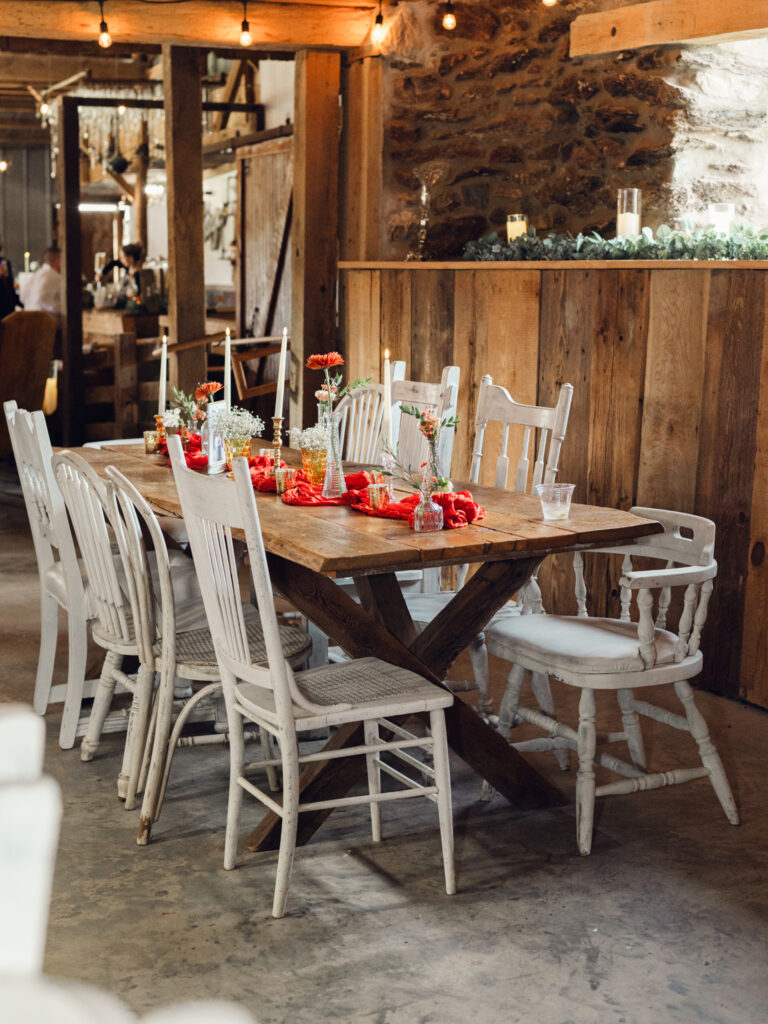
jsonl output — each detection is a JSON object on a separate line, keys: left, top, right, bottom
{"left": 306, "top": 352, "right": 344, "bottom": 371}
{"left": 195, "top": 381, "right": 223, "bottom": 402}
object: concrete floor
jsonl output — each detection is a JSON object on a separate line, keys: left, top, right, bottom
{"left": 2, "top": 463, "right": 768, "bottom": 1024}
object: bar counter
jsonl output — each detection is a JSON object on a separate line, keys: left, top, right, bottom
{"left": 339, "top": 260, "right": 768, "bottom": 710}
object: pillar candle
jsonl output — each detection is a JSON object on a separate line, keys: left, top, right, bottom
{"left": 224, "top": 327, "right": 232, "bottom": 412}
{"left": 382, "top": 348, "right": 393, "bottom": 449}
{"left": 158, "top": 332, "right": 168, "bottom": 416}
{"left": 274, "top": 327, "right": 288, "bottom": 419}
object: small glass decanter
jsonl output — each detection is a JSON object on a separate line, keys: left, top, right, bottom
{"left": 322, "top": 409, "right": 345, "bottom": 499}
{"left": 412, "top": 440, "right": 444, "bottom": 533}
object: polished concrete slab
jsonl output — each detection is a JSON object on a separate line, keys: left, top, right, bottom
{"left": 2, "top": 465, "right": 767, "bottom": 1024}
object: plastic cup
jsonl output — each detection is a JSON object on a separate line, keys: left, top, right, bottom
{"left": 535, "top": 482, "right": 575, "bottom": 521}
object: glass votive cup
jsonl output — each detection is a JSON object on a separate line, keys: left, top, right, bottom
{"left": 368, "top": 482, "right": 391, "bottom": 511}
{"left": 535, "top": 482, "right": 575, "bottom": 521}
{"left": 506, "top": 213, "right": 528, "bottom": 243}
{"left": 258, "top": 446, "right": 275, "bottom": 468}
{"left": 616, "top": 188, "right": 641, "bottom": 237}
{"left": 707, "top": 202, "right": 735, "bottom": 235}
{"left": 143, "top": 430, "right": 159, "bottom": 454}
{"left": 274, "top": 467, "right": 298, "bottom": 495}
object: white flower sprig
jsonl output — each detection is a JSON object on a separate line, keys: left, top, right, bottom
{"left": 290, "top": 424, "right": 328, "bottom": 451}
{"left": 161, "top": 409, "right": 181, "bottom": 430}
{"left": 207, "top": 404, "right": 265, "bottom": 442}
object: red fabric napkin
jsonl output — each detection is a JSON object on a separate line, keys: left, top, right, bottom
{"left": 247, "top": 454, "right": 291, "bottom": 492}
{"left": 280, "top": 471, "right": 486, "bottom": 530}
{"left": 157, "top": 432, "right": 207, "bottom": 470}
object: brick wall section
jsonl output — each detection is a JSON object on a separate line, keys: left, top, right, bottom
{"left": 377, "top": 1, "right": 768, "bottom": 258}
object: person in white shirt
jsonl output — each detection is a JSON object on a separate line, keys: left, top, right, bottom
{"left": 19, "top": 247, "right": 62, "bottom": 317}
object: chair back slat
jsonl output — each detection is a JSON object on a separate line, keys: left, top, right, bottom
{"left": 51, "top": 452, "right": 133, "bottom": 647}
{"left": 336, "top": 360, "right": 405, "bottom": 464}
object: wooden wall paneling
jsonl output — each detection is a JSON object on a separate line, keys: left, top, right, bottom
{"left": 740, "top": 271, "right": 768, "bottom": 706}
{"left": 292, "top": 51, "right": 341, "bottom": 431}
{"left": 636, "top": 270, "right": 709, "bottom": 511}
{"left": 342, "top": 270, "right": 381, "bottom": 397}
{"left": 162, "top": 45, "right": 207, "bottom": 394}
{"left": 695, "top": 270, "right": 766, "bottom": 698}
{"left": 379, "top": 270, "right": 412, "bottom": 372}
{"left": 537, "top": 270, "right": 598, "bottom": 616}
{"left": 409, "top": 270, "right": 455, "bottom": 393}
{"left": 340, "top": 56, "right": 382, "bottom": 262}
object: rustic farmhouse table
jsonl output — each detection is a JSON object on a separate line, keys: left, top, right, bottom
{"left": 73, "top": 443, "right": 662, "bottom": 851}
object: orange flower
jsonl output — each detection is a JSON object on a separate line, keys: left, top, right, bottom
{"left": 195, "top": 381, "right": 223, "bottom": 402}
{"left": 306, "top": 352, "right": 344, "bottom": 371}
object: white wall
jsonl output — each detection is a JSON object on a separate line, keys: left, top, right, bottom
{"left": 259, "top": 60, "right": 294, "bottom": 130}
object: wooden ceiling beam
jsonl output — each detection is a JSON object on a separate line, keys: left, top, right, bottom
{"left": 571, "top": 0, "right": 768, "bottom": 57}
{"left": 0, "top": 52, "right": 155, "bottom": 86}
{"left": 0, "top": 1, "right": 374, "bottom": 51}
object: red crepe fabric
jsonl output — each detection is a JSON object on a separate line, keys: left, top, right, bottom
{"left": 157, "top": 432, "right": 208, "bottom": 470}
{"left": 248, "top": 455, "right": 289, "bottom": 492}
{"left": 281, "top": 471, "right": 485, "bottom": 529}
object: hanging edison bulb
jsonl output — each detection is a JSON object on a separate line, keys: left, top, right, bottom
{"left": 542, "top": 0, "right": 557, "bottom": 6}
{"left": 240, "top": 1, "right": 252, "bottom": 45}
{"left": 442, "top": 2, "right": 456, "bottom": 30}
{"left": 371, "top": 0, "right": 385, "bottom": 45}
{"left": 98, "top": 2, "right": 112, "bottom": 48}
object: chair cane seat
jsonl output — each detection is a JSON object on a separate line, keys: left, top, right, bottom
{"left": 486, "top": 614, "right": 679, "bottom": 677}
{"left": 157, "top": 618, "right": 311, "bottom": 671}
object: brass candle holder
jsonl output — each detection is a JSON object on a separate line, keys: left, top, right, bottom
{"left": 271, "top": 415, "right": 284, "bottom": 476}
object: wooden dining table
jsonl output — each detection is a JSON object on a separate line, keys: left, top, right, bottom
{"left": 73, "top": 442, "right": 662, "bottom": 851}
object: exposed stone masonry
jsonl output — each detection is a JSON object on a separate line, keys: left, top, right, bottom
{"left": 377, "top": 0, "right": 768, "bottom": 258}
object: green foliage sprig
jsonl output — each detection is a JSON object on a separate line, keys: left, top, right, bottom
{"left": 462, "top": 224, "right": 768, "bottom": 262}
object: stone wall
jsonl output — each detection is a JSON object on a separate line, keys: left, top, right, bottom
{"left": 376, "top": 0, "right": 768, "bottom": 258}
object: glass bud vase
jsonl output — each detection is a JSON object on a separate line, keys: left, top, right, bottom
{"left": 412, "top": 441, "right": 444, "bottom": 533}
{"left": 322, "top": 410, "right": 344, "bottom": 499}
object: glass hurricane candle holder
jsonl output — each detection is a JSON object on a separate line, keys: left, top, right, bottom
{"left": 616, "top": 188, "right": 641, "bottom": 237}
{"left": 506, "top": 214, "right": 528, "bottom": 243}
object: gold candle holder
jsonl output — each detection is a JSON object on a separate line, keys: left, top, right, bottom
{"left": 271, "top": 416, "right": 284, "bottom": 476}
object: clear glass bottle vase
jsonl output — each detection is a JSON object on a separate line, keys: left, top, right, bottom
{"left": 412, "top": 441, "right": 444, "bottom": 532}
{"left": 322, "top": 409, "right": 345, "bottom": 499}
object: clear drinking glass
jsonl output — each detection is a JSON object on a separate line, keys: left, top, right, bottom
{"left": 535, "top": 482, "right": 575, "bottom": 521}
{"left": 616, "top": 188, "right": 641, "bottom": 237}
{"left": 707, "top": 203, "right": 735, "bottom": 235}
{"left": 368, "top": 482, "right": 390, "bottom": 510}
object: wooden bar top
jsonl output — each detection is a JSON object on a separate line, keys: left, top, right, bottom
{"left": 72, "top": 443, "right": 662, "bottom": 578}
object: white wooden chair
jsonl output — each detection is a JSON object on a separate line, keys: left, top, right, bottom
{"left": 168, "top": 434, "right": 456, "bottom": 918}
{"left": 404, "top": 376, "right": 574, "bottom": 717}
{"left": 336, "top": 360, "right": 405, "bottom": 463}
{"left": 485, "top": 507, "right": 739, "bottom": 853}
{"left": 105, "top": 465, "right": 311, "bottom": 845}
{"left": 4, "top": 402, "right": 90, "bottom": 750}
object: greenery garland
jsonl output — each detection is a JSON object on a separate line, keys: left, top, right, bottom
{"left": 462, "top": 224, "right": 768, "bottom": 262}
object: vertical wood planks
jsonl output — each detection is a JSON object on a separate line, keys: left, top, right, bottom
{"left": 410, "top": 271, "right": 455, "bottom": 389}
{"left": 696, "top": 271, "right": 766, "bottom": 698}
{"left": 740, "top": 271, "right": 768, "bottom": 706}
{"left": 343, "top": 271, "right": 381, "bottom": 391}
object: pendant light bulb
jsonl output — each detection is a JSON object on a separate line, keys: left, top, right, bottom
{"left": 0, "top": 160, "right": 8, "bottom": 173}
{"left": 98, "top": 2, "right": 111, "bottom": 47}
{"left": 240, "top": 2, "right": 252, "bottom": 46}
{"left": 371, "top": 0, "right": 385, "bottom": 46}
{"left": 442, "top": 1, "right": 456, "bottom": 30}
{"left": 40, "top": 101, "right": 49, "bottom": 116}
{"left": 542, "top": 0, "right": 557, "bottom": 6}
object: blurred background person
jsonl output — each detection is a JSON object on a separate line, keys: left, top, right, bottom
{"left": 19, "top": 247, "right": 61, "bottom": 317}
{"left": 0, "top": 242, "right": 21, "bottom": 319}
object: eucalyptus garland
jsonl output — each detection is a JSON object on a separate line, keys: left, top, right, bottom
{"left": 462, "top": 224, "right": 768, "bottom": 262}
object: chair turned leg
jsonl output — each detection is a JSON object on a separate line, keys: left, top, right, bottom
{"left": 124, "top": 664, "right": 155, "bottom": 811}
{"left": 616, "top": 688, "right": 646, "bottom": 769}
{"left": 363, "top": 720, "right": 382, "bottom": 843}
{"left": 468, "top": 632, "right": 493, "bottom": 717}
{"left": 481, "top": 663, "right": 526, "bottom": 801}
{"left": 576, "top": 688, "right": 597, "bottom": 856}
{"left": 272, "top": 732, "right": 300, "bottom": 919}
{"left": 530, "top": 671, "right": 569, "bottom": 771}
{"left": 34, "top": 589, "right": 59, "bottom": 718}
{"left": 674, "top": 680, "right": 739, "bottom": 825}
{"left": 430, "top": 710, "right": 456, "bottom": 896}
{"left": 223, "top": 699, "right": 247, "bottom": 871}
{"left": 80, "top": 650, "right": 121, "bottom": 763}
{"left": 58, "top": 609, "right": 89, "bottom": 750}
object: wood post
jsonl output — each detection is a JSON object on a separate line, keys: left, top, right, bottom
{"left": 58, "top": 95, "right": 84, "bottom": 445}
{"left": 340, "top": 55, "right": 382, "bottom": 261}
{"left": 291, "top": 51, "right": 341, "bottom": 430}
{"left": 162, "top": 44, "right": 206, "bottom": 393}
{"left": 134, "top": 118, "right": 149, "bottom": 253}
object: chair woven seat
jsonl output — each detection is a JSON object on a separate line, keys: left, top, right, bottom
{"left": 157, "top": 619, "right": 311, "bottom": 670}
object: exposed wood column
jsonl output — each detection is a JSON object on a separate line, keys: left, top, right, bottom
{"left": 58, "top": 96, "right": 84, "bottom": 445}
{"left": 340, "top": 54, "right": 382, "bottom": 261}
{"left": 134, "top": 117, "right": 149, "bottom": 253}
{"left": 291, "top": 50, "right": 341, "bottom": 430}
{"left": 162, "top": 44, "right": 206, "bottom": 392}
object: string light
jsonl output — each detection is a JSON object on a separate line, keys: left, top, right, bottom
{"left": 542, "top": 0, "right": 557, "bottom": 6}
{"left": 0, "top": 160, "right": 8, "bottom": 173}
{"left": 371, "top": 0, "right": 385, "bottom": 45}
{"left": 240, "top": 0, "right": 252, "bottom": 46}
{"left": 40, "top": 101, "right": 49, "bottom": 116}
{"left": 98, "top": 1, "right": 112, "bottom": 48}
{"left": 442, "top": 1, "right": 456, "bottom": 30}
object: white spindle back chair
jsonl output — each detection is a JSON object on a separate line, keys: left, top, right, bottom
{"left": 404, "top": 378, "right": 574, "bottom": 715}
{"left": 168, "top": 434, "right": 455, "bottom": 918}
{"left": 484, "top": 507, "right": 739, "bottom": 853}
{"left": 337, "top": 360, "right": 405, "bottom": 463}
{"left": 4, "top": 402, "right": 90, "bottom": 750}
{"left": 105, "top": 465, "right": 310, "bottom": 844}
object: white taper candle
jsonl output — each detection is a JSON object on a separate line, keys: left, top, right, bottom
{"left": 382, "top": 348, "right": 393, "bottom": 448}
{"left": 224, "top": 327, "right": 232, "bottom": 411}
{"left": 158, "top": 332, "right": 168, "bottom": 416}
{"left": 274, "top": 327, "right": 288, "bottom": 418}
